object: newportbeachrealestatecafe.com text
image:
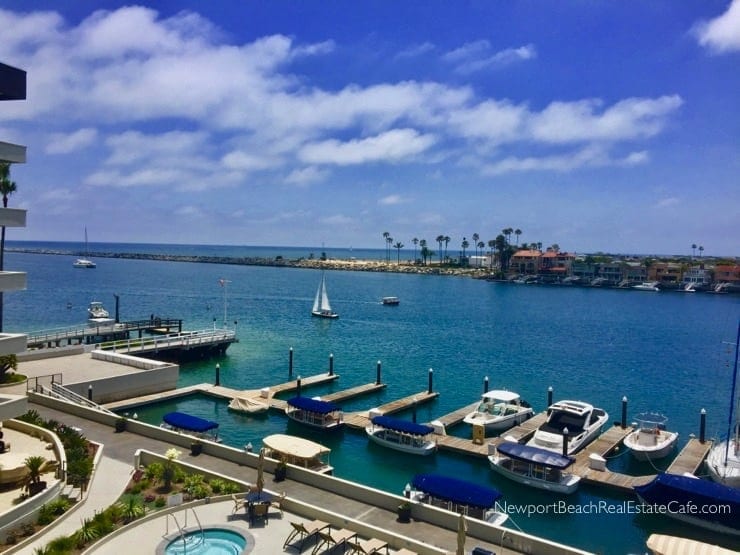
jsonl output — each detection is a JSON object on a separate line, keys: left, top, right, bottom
{"left": 495, "top": 500, "right": 732, "bottom": 519}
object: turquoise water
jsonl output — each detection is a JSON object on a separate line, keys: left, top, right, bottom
{"left": 5, "top": 246, "right": 740, "bottom": 554}
{"left": 165, "top": 528, "right": 248, "bottom": 555}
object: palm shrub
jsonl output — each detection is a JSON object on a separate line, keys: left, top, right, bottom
{"left": 74, "top": 517, "right": 99, "bottom": 549}
{"left": 24, "top": 455, "right": 47, "bottom": 496}
{"left": 46, "top": 534, "right": 76, "bottom": 553}
{"left": 117, "top": 494, "right": 146, "bottom": 523}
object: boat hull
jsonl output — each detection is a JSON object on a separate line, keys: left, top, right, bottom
{"left": 706, "top": 440, "right": 740, "bottom": 488}
{"left": 286, "top": 412, "right": 343, "bottom": 430}
{"left": 311, "top": 310, "right": 338, "bottom": 319}
{"left": 624, "top": 430, "right": 679, "bottom": 461}
{"left": 463, "top": 410, "right": 532, "bottom": 432}
{"left": 366, "top": 427, "right": 437, "bottom": 456}
{"left": 488, "top": 455, "right": 580, "bottom": 494}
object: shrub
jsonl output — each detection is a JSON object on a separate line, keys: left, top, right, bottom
{"left": 46, "top": 533, "right": 76, "bottom": 553}
{"left": 155, "top": 496, "right": 166, "bottom": 508}
{"left": 117, "top": 494, "right": 146, "bottom": 523}
{"left": 220, "top": 481, "right": 241, "bottom": 495}
{"left": 209, "top": 478, "right": 226, "bottom": 494}
{"left": 37, "top": 504, "right": 55, "bottom": 525}
{"left": 74, "top": 518, "right": 99, "bottom": 549}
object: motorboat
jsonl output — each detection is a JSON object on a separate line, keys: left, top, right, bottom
{"left": 706, "top": 322, "right": 740, "bottom": 488}
{"left": 160, "top": 411, "right": 220, "bottom": 443}
{"left": 262, "top": 433, "right": 333, "bottom": 474}
{"left": 488, "top": 440, "right": 581, "bottom": 494}
{"left": 526, "top": 400, "right": 609, "bottom": 455}
{"left": 87, "top": 301, "right": 114, "bottom": 325}
{"left": 646, "top": 533, "right": 738, "bottom": 555}
{"left": 462, "top": 390, "right": 533, "bottom": 433}
{"left": 365, "top": 414, "right": 443, "bottom": 456}
{"left": 285, "top": 396, "right": 344, "bottom": 430}
{"left": 311, "top": 272, "right": 338, "bottom": 318}
{"left": 228, "top": 395, "right": 269, "bottom": 415}
{"left": 632, "top": 281, "right": 660, "bottom": 291}
{"left": 405, "top": 473, "right": 508, "bottom": 526}
{"left": 73, "top": 226, "right": 96, "bottom": 268}
{"left": 634, "top": 473, "right": 740, "bottom": 536}
{"left": 623, "top": 412, "right": 679, "bottom": 461}
{"left": 381, "top": 296, "right": 400, "bottom": 305}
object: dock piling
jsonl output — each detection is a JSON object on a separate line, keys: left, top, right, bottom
{"left": 289, "top": 347, "right": 293, "bottom": 378}
{"left": 376, "top": 361, "right": 382, "bottom": 385}
{"left": 215, "top": 363, "right": 221, "bottom": 386}
{"left": 547, "top": 386, "right": 553, "bottom": 406}
{"left": 329, "top": 353, "right": 334, "bottom": 376}
{"left": 428, "top": 368, "right": 433, "bottom": 394}
{"left": 484, "top": 376, "right": 489, "bottom": 394}
{"left": 562, "top": 427, "right": 569, "bottom": 457}
{"left": 413, "top": 397, "right": 418, "bottom": 423}
{"left": 621, "top": 396, "right": 627, "bottom": 428}
{"left": 297, "top": 376, "right": 302, "bottom": 397}
{"left": 700, "top": 408, "right": 706, "bottom": 443}
{"left": 88, "top": 385, "right": 93, "bottom": 402}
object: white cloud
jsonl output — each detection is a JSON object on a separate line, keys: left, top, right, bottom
{"left": 693, "top": 0, "right": 740, "bottom": 53}
{"left": 442, "top": 41, "right": 536, "bottom": 74}
{"left": 656, "top": 197, "right": 680, "bottom": 208}
{"left": 320, "top": 214, "right": 354, "bottom": 225}
{"left": 378, "top": 194, "right": 407, "bottom": 205}
{"left": 299, "top": 129, "right": 436, "bottom": 166}
{"left": 396, "top": 42, "right": 435, "bottom": 59}
{"left": 45, "top": 128, "right": 98, "bottom": 154}
{"left": 285, "top": 166, "right": 328, "bottom": 186}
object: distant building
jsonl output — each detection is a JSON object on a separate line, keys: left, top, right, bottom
{"left": 509, "top": 249, "right": 541, "bottom": 275}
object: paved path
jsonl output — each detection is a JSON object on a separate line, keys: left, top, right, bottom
{"left": 10, "top": 402, "right": 513, "bottom": 555}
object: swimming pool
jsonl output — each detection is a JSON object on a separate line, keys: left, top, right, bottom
{"left": 160, "top": 527, "right": 250, "bottom": 555}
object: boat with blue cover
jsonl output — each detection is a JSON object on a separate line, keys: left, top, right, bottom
{"left": 407, "top": 473, "right": 508, "bottom": 525}
{"left": 488, "top": 440, "right": 581, "bottom": 494}
{"left": 285, "top": 396, "right": 344, "bottom": 430}
{"left": 634, "top": 473, "right": 740, "bottom": 536}
{"left": 160, "top": 411, "right": 220, "bottom": 442}
{"left": 365, "top": 414, "right": 443, "bottom": 456}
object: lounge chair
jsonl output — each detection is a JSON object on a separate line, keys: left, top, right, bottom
{"left": 283, "top": 519, "right": 330, "bottom": 551}
{"left": 231, "top": 493, "right": 246, "bottom": 514}
{"left": 347, "top": 537, "right": 389, "bottom": 554}
{"left": 311, "top": 528, "right": 358, "bottom": 555}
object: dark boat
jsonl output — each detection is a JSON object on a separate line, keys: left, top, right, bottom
{"left": 161, "top": 411, "right": 220, "bottom": 442}
{"left": 285, "top": 396, "right": 344, "bottom": 430}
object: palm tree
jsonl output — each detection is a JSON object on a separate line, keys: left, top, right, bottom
{"left": 461, "top": 238, "right": 469, "bottom": 266}
{"left": 419, "top": 239, "right": 428, "bottom": 265}
{"left": 435, "top": 235, "right": 445, "bottom": 265}
{"left": 0, "top": 163, "right": 17, "bottom": 334}
{"left": 472, "top": 233, "right": 479, "bottom": 258}
{"left": 382, "top": 232, "right": 390, "bottom": 262}
{"left": 699, "top": 246, "right": 704, "bottom": 257}
{"left": 24, "top": 455, "right": 47, "bottom": 496}
{"left": 412, "top": 237, "right": 419, "bottom": 263}
{"left": 691, "top": 244, "right": 697, "bottom": 259}
{"left": 487, "top": 239, "right": 496, "bottom": 270}
{"left": 443, "top": 236, "right": 450, "bottom": 263}
{"left": 515, "top": 229, "right": 522, "bottom": 245}
{"left": 393, "top": 241, "right": 404, "bottom": 264}
{"left": 386, "top": 235, "right": 393, "bottom": 263}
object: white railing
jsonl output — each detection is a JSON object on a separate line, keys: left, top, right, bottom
{"left": 98, "top": 329, "right": 236, "bottom": 353}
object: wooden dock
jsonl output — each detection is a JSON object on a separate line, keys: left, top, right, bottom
{"left": 666, "top": 438, "right": 713, "bottom": 475}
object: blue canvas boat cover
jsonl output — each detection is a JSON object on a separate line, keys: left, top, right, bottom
{"left": 411, "top": 473, "right": 502, "bottom": 509}
{"left": 496, "top": 441, "right": 574, "bottom": 469}
{"left": 371, "top": 416, "right": 434, "bottom": 435}
{"left": 634, "top": 473, "right": 740, "bottom": 531}
{"left": 163, "top": 412, "right": 219, "bottom": 433}
{"left": 287, "top": 396, "right": 341, "bottom": 414}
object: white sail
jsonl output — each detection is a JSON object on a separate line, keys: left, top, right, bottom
{"left": 320, "top": 277, "right": 332, "bottom": 312}
{"left": 311, "top": 273, "right": 337, "bottom": 318}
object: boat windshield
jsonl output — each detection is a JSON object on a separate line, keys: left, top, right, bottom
{"left": 542, "top": 410, "right": 588, "bottom": 434}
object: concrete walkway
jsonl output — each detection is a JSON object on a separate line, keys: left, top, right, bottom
{"left": 14, "top": 455, "right": 133, "bottom": 554}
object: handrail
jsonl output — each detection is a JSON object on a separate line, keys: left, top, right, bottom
{"left": 50, "top": 382, "right": 116, "bottom": 414}
{"left": 165, "top": 508, "right": 204, "bottom": 549}
{"left": 97, "top": 329, "right": 236, "bottom": 353}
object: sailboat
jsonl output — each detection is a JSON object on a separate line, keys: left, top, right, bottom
{"left": 706, "top": 321, "right": 740, "bottom": 488}
{"left": 311, "top": 272, "right": 338, "bottom": 319}
{"left": 73, "top": 227, "right": 96, "bottom": 268}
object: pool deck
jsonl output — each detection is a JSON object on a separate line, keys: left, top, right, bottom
{"left": 10, "top": 403, "right": 533, "bottom": 555}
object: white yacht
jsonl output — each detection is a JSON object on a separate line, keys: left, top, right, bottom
{"left": 527, "top": 400, "right": 609, "bottom": 455}
{"left": 463, "top": 390, "right": 533, "bottom": 433}
{"left": 623, "top": 412, "right": 679, "bottom": 461}
{"left": 632, "top": 281, "right": 660, "bottom": 291}
{"left": 87, "top": 301, "right": 114, "bottom": 325}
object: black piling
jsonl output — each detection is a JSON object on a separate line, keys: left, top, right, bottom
{"left": 376, "top": 361, "right": 382, "bottom": 385}
{"left": 428, "top": 368, "right": 434, "bottom": 394}
{"left": 329, "top": 353, "right": 334, "bottom": 376}
{"left": 562, "top": 427, "right": 569, "bottom": 457}
{"left": 412, "top": 398, "right": 418, "bottom": 423}
{"left": 700, "top": 408, "right": 706, "bottom": 443}
{"left": 289, "top": 347, "right": 293, "bottom": 378}
{"left": 484, "top": 376, "right": 489, "bottom": 394}
{"left": 215, "top": 363, "right": 221, "bottom": 386}
{"left": 296, "top": 376, "right": 302, "bottom": 397}
{"left": 87, "top": 385, "right": 93, "bottom": 402}
{"left": 547, "top": 386, "right": 553, "bottom": 407}
{"left": 621, "top": 396, "right": 628, "bottom": 428}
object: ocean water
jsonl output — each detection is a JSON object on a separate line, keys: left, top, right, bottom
{"left": 4, "top": 243, "right": 740, "bottom": 554}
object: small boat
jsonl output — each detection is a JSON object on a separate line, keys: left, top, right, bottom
{"left": 646, "top": 533, "right": 738, "bottom": 555}
{"left": 365, "top": 415, "right": 443, "bottom": 456}
{"left": 228, "top": 395, "right": 269, "bottom": 415}
{"left": 632, "top": 281, "right": 660, "bottom": 291}
{"left": 405, "top": 473, "right": 508, "bottom": 526}
{"left": 87, "top": 301, "right": 114, "bottom": 325}
{"left": 160, "top": 411, "right": 220, "bottom": 442}
{"left": 262, "top": 433, "right": 333, "bottom": 474}
{"left": 526, "top": 400, "right": 609, "bottom": 455}
{"left": 285, "top": 396, "right": 344, "bottom": 430}
{"left": 73, "top": 227, "right": 96, "bottom": 268}
{"left": 381, "top": 296, "right": 400, "bottom": 305}
{"left": 488, "top": 440, "right": 581, "bottom": 494}
{"left": 462, "top": 390, "right": 533, "bottom": 433}
{"left": 311, "top": 272, "right": 338, "bottom": 318}
{"left": 634, "top": 473, "right": 740, "bottom": 536}
{"left": 706, "top": 322, "right": 740, "bottom": 488}
{"left": 623, "top": 412, "right": 679, "bottom": 461}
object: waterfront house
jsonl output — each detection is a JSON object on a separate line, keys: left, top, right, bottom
{"left": 540, "top": 251, "right": 576, "bottom": 282}
{"left": 648, "top": 262, "right": 682, "bottom": 287}
{"left": 714, "top": 265, "right": 740, "bottom": 287}
{"left": 681, "top": 265, "right": 714, "bottom": 291}
{"left": 509, "top": 249, "right": 542, "bottom": 276}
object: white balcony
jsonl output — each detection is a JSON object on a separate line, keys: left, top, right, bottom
{"left": 0, "top": 208, "right": 26, "bottom": 228}
{"left": 0, "top": 271, "right": 26, "bottom": 293}
{"left": 0, "top": 333, "right": 26, "bottom": 356}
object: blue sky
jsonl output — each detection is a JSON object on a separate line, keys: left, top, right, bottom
{"left": 0, "top": 1, "right": 738, "bottom": 256}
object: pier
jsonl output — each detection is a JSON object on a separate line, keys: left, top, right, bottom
{"left": 26, "top": 318, "right": 184, "bottom": 348}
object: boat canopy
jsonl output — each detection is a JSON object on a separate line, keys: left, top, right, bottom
{"left": 263, "top": 434, "right": 330, "bottom": 459}
{"left": 163, "top": 412, "right": 219, "bottom": 433}
{"left": 287, "top": 396, "right": 341, "bottom": 414}
{"left": 411, "top": 473, "right": 501, "bottom": 509}
{"left": 371, "top": 416, "right": 434, "bottom": 435}
{"left": 496, "top": 441, "right": 574, "bottom": 469}
{"left": 481, "top": 390, "right": 521, "bottom": 402}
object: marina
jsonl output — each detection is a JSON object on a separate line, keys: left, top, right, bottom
{"left": 5, "top": 248, "right": 740, "bottom": 555}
